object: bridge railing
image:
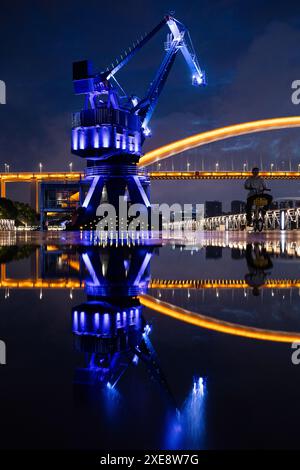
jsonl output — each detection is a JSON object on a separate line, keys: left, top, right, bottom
{"left": 166, "top": 207, "right": 300, "bottom": 231}
{"left": 203, "top": 208, "right": 300, "bottom": 231}
{"left": 0, "top": 219, "right": 15, "bottom": 231}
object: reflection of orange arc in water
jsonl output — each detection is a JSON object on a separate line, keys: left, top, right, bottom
{"left": 139, "top": 294, "right": 300, "bottom": 343}
{"left": 139, "top": 116, "right": 300, "bottom": 167}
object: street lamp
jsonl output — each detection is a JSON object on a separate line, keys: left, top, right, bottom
{"left": 69, "top": 162, "right": 73, "bottom": 172}
{"left": 39, "top": 162, "right": 43, "bottom": 173}
{"left": 4, "top": 163, "right": 10, "bottom": 173}
{"left": 187, "top": 162, "right": 190, "bottom": 171}
{"left": 243, "top": 162, "right": 247, "bottom": 172}
{"left": 270, "top": 163, "right": 274, "bottom": 172}
{"left": 215, "top": 162, "right": 219, "bottom": 172}
{"left": 298, "top": 163, "right": 300, "bottom": 172}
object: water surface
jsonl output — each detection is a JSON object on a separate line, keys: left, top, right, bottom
{"left": 0, "top": 231, "right": 299, "bottom": 450}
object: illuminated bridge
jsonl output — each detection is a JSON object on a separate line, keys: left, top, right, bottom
{"left": 149, "top": 171, "right": 300, "bottom": 180}
{"left": 2, "top": 117, "right": 300, "bottom": 223}
{"left": 150, "top": 278, "right": 300, "bottom": 289}
{"left": 1, "top": 169, "right": 299, "bottom": 192}
{"left": 0, "top": 275, "right": 299, "bottom": 290}
{"left": 139, "top": 294, "right": 300, "bottom": 343}
{"left": 0, "top": 171, "right": 83, "bottom": 214}
{"left": 0, "top": 266, "right": 299, "bottom": 343}
{"left": 2, "top": 276, "right": 300, "bottom": 342}
{"left": 138, "top": 116, "right": 300, "bottom": 167}
{"left": 3, "top": 169, "right": 300, "bottom": 225}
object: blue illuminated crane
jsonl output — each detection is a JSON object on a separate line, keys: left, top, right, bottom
{"left": 71, "top": 15, "right": 206, "bottom": 228}
{"left": 71, "top": 243, "right": 178, "bottom": 411}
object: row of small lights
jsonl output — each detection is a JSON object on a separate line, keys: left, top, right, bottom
{"left": 157, "top": 288, "right": 300, "bottom": 299}
{"left": 4, "top": 287, "right": 74, "bottom": 300}
{"left": 156, "top": 161, "right": 300, "bottom": 172}
{"left": 3, "top": 161, "right": 300, "bottom": 173}
{"left": 38, "top": 162, "right": 74, "bottom": 173}
{"left": 2, "top": 287, "right": 300, "bottom": 299}
{"left": 3, "top": 162, "right": 74, "bottom": 173}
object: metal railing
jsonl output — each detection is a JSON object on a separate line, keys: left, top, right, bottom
{"left": 203, "top": 208, "right": 300, "bottom": 231}
{"left": 0, "top": 219, "right": 15, "bottom": 231}
{"left": 72, "top": 108, "right": 141, "bottom": 131}
{"left": 165, "top": 208, "right": 300, "bottom": 231}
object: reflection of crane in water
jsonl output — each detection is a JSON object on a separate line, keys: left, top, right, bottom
{"left": 72, "top": 244, "right": 177, "bottom": 409}
{"left": 4, "top": 242, "right": 298, "bottom": 343}
{"left": 72, "top": 243, "right": 207, "bottom": 448}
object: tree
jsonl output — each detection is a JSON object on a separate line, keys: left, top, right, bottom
{"left": 0, "top": 198, "right": 18, "bottom": 220}
{"left": 0, "top": 198, "right": 38, "bottom": 225}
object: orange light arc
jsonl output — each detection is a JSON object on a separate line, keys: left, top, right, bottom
{"left": 139, "top": 294, "right": 300, "bottom": 343}
{"left": 139, "top": 116, "right": 300, "bottom": 167}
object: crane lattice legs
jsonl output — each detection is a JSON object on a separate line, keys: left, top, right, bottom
{"left": 73, "top": 164, "right": 151, "bottom": 230}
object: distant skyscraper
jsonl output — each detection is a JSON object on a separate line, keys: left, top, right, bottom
{"left": 205, "top": 201, "right": 222, "bottom": 217}
{"left": 231, "top": 200, "right": 246, "bottom": 214}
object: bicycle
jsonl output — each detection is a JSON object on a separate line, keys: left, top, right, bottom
{"left": 251, "top": 189, "right": 271, "bottom": 232}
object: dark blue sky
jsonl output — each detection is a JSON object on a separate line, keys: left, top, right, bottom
{"left": 1, "top": 0, "right": 300, "bottom": 205}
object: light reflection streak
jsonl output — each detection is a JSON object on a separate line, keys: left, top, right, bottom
{"left": 164, "top": 378, "right": 206, "bottom": 450}
{"left": 139, "top": 294, "right": 300, "bottom": 343}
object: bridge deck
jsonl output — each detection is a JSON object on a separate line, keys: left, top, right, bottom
{"left": 0, "top": 170, "right": 299, "bottom": 182}
{"left": 0, "top": 278, "right": 299, "bottom": 289}
{"left": 149, "top": 171, "right": 300, "bottom": 180}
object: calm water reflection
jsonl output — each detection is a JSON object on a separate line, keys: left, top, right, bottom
{"left": 0, "top": 231, "right": 300, "bottom": 449}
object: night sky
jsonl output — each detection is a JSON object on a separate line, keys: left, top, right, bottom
{"left": 1, "top": 0, "right": 300, "bottom": 207}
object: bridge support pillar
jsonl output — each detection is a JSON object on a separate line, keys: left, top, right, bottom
{"left": 0, "top": 180, "right": 6, "bottom": 198}
{"left": 30, "top": 180, "right": 39, "bottom": 213}
{"left": 30, "top": 248, "right": 40, "bottom": 280}
{"left": 0, "top": 264, "right": 6, "bottom": 283}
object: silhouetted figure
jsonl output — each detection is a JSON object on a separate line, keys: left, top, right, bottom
{"left": 244, "top": 243, "right": 273, "bottom": 296}
{"left": 244, "top": 167, "right": 272, "bottom": 226}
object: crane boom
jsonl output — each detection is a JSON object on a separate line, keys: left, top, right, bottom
{"left": 72, "top": 15, "right": 205, "bottom": 138}
{"left": 104, "top": 17, "right": 168, "bottom": 81}
{"left": 136, "top": 16, "right": 206, "bottom": 131}
{"left": 134, "top": 38, "right": 179, "bottom": 130}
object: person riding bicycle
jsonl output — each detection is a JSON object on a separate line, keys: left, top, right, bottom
{"left": 244, "top": 167, "right": 272, "bottom": 226}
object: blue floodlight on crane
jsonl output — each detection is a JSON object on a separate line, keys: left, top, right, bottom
{"left": 71, "top": 15, "right": 206, "bottom": 228}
